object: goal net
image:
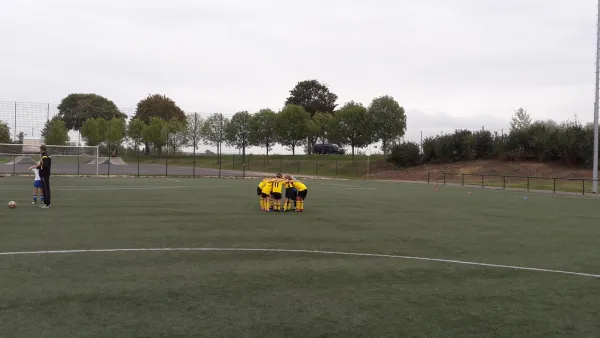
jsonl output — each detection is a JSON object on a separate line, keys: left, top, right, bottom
{"left": 0, "top": 142, "right": 99, "bottom": 175}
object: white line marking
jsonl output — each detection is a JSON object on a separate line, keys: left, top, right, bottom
{"left": 0, "top": 247, "right": 598, "bottom": 279}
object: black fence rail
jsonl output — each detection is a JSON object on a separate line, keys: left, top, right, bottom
{"left": 426, "top": 172, "right": 599, "bottom": 195}
{"left": 0, "top": 153, "right": 374, "bottom": 180}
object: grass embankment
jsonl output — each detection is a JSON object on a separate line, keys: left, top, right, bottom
{"left": 121, "top": 154, "right": 386, "bottom": 178}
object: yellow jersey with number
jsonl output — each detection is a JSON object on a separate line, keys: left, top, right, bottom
{"left": 271, "top": 179, "right": 284, "bottom": 194}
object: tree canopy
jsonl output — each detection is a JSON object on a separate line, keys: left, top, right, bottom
{"left": 41, "top": 117, "right": 70, "bottom": 145}
{"left": 285, "top": 80, "right": 338, "bottom": 116}
{"left": 142, "top": 117, "right": 168, "bottom": 155}
{"left": 57, "top": 93, "right": 126, "bottom": 131}
{"left": 225, "top": 111, "right": 252, "bottom": 162}
{"left": 368, "top": 95, "right": 407, "bottom": 155}
{"left": 331, "top": 101, "right": 372, "bottom": 159}
{"left": 250, "top": 108, "right": 277, "bottom": 157}
{"left": 0, "top": 121, "right": 10, "bottom": 143}
{"left": 201, "top": 113, "right": 229, "bottom": 158}
{"left": 134, "top": 94, "right": 186, "bottom": 123}
{"left": 276, "top": 104, "right": 311, "bottom": 155}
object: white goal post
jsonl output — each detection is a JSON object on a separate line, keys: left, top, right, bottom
{"left": 0, "top": 143, "right": 100, "bottom": 176}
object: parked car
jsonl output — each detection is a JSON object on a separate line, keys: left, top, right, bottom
{"left": 314, "top": 143, "right": 345, "bottom": 155}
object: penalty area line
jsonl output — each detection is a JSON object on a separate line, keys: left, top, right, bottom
{"left": 0, "top": 247, "right": 598, "bottom": 279}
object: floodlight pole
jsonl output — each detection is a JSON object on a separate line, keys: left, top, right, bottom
{"left": 594, "top": 0, "right": 600, "bottom": 193}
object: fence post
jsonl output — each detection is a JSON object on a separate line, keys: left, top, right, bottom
{"left": 443, "top": 173, "right": 446, "bottom": 185}
{"left": 165, "top": 130, "right": 169, "bottom": 178}
{"left": 13, "top": 102, "right": 16, "bottom": 142}
{"left": 12, "top": 154, "right": 15, "bottom": 177}
{"left": 527, "top": 177, "right": 530, "bottom": 191}
{"left": 77, "top": 113, "right": 81, "bottom": 176}
{"left": 461, "top": 174, "right": 464, "bottom": 186}
{"left": 503, "top": 176, "right": 506, "bottom": 189}
{"left": 218, "top": 114, "right": 223, "bottom": 179}
{"left": 193, "top": 114, "right": 197, "bottom": 178}
{"left": 582, "top": 179, "right": 585, "bottom": 195}
{"left": 107, "top": 119, "right": 111, "bottom": 178}
{"left": 427, "top": 172, "right": 430, "bottom": 184}
{"left": 553, "top": 178, "right": 556, "bottom": 193}
{"left": 481, "top": 175, "right": 484, "bottom": 188}
{"left": 335, "top": 161, "right": 338, "bottom": 178}
{"left": 77, "top": 147, "right": 80, "bottom": 176}
{"left": 137, "top": 141, "right": 140, "bottom": 178}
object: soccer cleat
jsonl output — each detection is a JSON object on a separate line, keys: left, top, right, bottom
{"left": 40, "top": 204, "right": 50, "bottom": 209}
{"left": 32, "top": 201, "right": 36, "bottom": 204}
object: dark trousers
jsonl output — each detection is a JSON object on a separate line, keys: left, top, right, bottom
{"left": 41, "top": 176, "right": 51, "bottom": 205}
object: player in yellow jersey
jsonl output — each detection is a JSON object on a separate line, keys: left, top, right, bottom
{"left": 283, "top": 175, "right": 297, "bottom": 211}
{"left": 260, "top": 178, "right": 274, "bottom": 212}
{"left": 271, "top": 176, "right": 285, "bottom": 212}
{"left": 287, "top": 179, "right": 307, "bottom": 212}
{"left": 258, "top": 178, "right": 270, "bottom": 211}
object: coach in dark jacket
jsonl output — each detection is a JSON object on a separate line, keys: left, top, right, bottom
{"left": 37, "top": 145, "right": 51, "bottom": 208}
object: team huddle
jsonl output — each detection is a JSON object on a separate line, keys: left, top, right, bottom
{"left": 257, "top": 174, "right": 308, "bottom": 212}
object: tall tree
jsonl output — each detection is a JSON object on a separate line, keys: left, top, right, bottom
{"left": 225, "top": 111, "right": 252, "bottom": 163}
{"left": 276, "top": 104, "right": 311, "bottom": 155}
{"left": 165, "top": 118, "right": 188, "bottom": 154}
{"left": 285, "top": 80, "right": 338, "bottom": 116}
{"left": 0, "top": 121, "right": 10, "bottom": 143}
{"left": 249, "top": 108, "right": 277, "bottom": 158}
{"left": 201, "top": 113, "right": 229, "bottom": 161}
{"left": 16, "top": 132, "right": 25, "bottom": 145}
{"left": 80, "top": 118, "right": 104, "bottom": 146}
{"left": 57, "top": 93, "right": 126, "bottom": 131}
{"left": 41, "top": 117, "right": 70, "bottom": 145}
{"left": 368, "top": 95, "right": 407, "bottom": 155}
{"left": 142, "top": 117, "right": 168, "bottom": 155}
{"left": 330, "top": 101, "right": 372, "bottom": 160}
{"left": 134, "top": 94, "right": 186, "bottom": 123}
{"left": 186, "top": 113, "right": 204, "bottom": 151}
{"left": 312, "top": 111, "right": 334, "bottom": 150}
{"left": 510, "top": 108, "right": 532, "bottom": 131}
{"left": 286, "top": 80, "right": 338, "bottom": 154}
{"left": 127, "top": 118, "right": 146, "bottom": 152}
{"left": 106, "top": 118, "right": 127, "bottom": 154}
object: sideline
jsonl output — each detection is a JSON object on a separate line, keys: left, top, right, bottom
{"left": 0, "top": 247, "right": 598, "bottom": 279}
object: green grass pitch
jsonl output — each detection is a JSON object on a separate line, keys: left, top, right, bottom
{"left": 1, "top": 177, "right": 599, "bottom": 337}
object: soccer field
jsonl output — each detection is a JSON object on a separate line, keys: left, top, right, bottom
{"left": 1, "top": 177, "right": 599, "bottom": 337}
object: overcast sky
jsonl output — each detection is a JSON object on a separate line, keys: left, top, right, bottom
{"left": 0, "top": 0, "right": 598, "bottom": 152}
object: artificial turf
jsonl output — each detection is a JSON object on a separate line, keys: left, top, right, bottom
{"left": 0, "top": 177, "right": 599, "bottom": 337}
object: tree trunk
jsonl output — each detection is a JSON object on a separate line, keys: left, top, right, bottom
{"left": 242, "top": 142, "right": 246, "bottom": 167}
{"left": 382, "top": 138, "right": 387, "bottom": 156}
{"left": 265, "top": 145, "right": 269, "bottom": 165}
{"left": 216, "top": 143, "right": 221, "bottom": 164}
{"left": 242, "top": 142, "right": 246, "bottom": 168}
{"left": 292, "top": 142, "right": 296, "bottom": 156}
{"left": 351, "top": 144, "right": 355, "bottom": 163}
{"left": 144, "top": 142, "right": 150, "bottom": 155}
